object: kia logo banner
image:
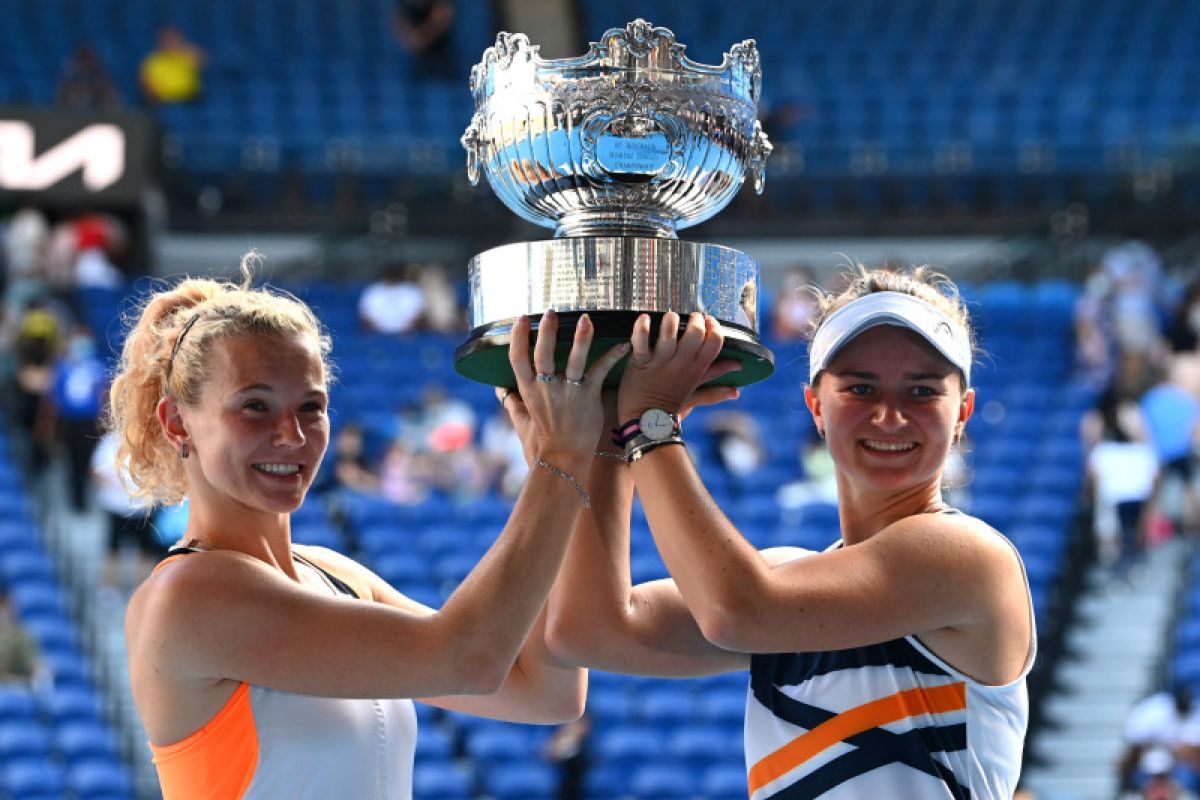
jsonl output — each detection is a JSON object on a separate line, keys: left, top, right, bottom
{"left": 0, "top": 108, "right": 156, "bottom": 206}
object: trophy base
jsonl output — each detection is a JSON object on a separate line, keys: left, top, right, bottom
{"left": 454, "top": 310, "right": 774, "bottom": 388}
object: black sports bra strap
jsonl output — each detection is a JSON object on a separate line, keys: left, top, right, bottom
{"left": 160, "top": 545, "right": 361, "bottom": 600}
{"left": 293, "top": 553, "right": 361, "bottom": 600}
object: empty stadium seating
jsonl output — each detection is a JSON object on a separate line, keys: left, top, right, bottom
{"left": 2, "top": 0, "right": 1197, "bottom": 213}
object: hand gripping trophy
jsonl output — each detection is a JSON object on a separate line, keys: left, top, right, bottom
{"left": 456, "top": 19, "right": 774, "bottom": 387}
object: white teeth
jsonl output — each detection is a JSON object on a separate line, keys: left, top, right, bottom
{"left": 863, "top": 440, "right": 916, "bottom": 452}
{"left": 255, "top": 463, "right": 301, "bottom": 475}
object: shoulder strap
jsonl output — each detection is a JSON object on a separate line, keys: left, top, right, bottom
{"left": 156, "top": 545, "right": 361, "bottom": 600}
{"left": 293, "top": 552, "right": 361, "bottom": 600}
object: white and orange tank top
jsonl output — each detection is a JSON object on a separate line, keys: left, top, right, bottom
{"left": 744, "top": 523, "right": 1035, "bottom": 799}
{"left": 148, "top": 549, "right": 418, "bottom": 799}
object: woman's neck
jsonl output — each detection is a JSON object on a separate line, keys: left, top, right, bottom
{"left": 179, "top": 499, "right": 296, "bottom": 578}
{"left": 835, "top": 478, "right": 947, "bottom": 545}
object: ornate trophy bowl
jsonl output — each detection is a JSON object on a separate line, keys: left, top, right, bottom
{"left": 455, "top": 19, "right": 774, "bottom": 388}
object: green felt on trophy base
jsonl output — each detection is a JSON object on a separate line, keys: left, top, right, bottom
{"left": 454, "top": 312, "right": 775, "bottom": 389}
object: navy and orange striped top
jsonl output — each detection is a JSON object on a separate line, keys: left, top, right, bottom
{"left": 743, "top": 537, "right": 1034, "bottom": 799}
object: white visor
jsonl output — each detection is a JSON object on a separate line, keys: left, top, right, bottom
{"left": 808, "top": 291, "right": 972, "bottom": 386}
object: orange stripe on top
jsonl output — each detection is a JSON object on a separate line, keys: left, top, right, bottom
{"left": 150, "top": 681, "right": 259, "bottom": 800}
{"left": 747, "top": 681, "right": 967, "bottom": 795}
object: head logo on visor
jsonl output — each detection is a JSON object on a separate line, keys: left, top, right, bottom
{"left": 809, "top": 291, "right": 972, "bottom": 386}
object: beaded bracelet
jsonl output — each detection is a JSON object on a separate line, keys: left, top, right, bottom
{"left": 533, "top": 457, "right": 591, "bottom": 508}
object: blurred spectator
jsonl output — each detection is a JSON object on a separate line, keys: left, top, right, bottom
{"left": 1104, "top": 242, "right": 1168, "bottom": 357}
{"left": 57, "top": 46, "right": 122, "bottom": 110}
{"left": 543, "top": 713, "right": 591, "bottom": 800}
{"left": 414, "top": 384, "right": 477, "bottom": 450}
{"left": 7, "top": 301, "right": 61, "bottom": 477}
{"left": 704, "top": 409, "right": 766, "bottom": 496}
{"left": 426, "top": 431, "right": 490, "bottom": 503}
{"left": 393, "top": 0, "right": 457, "bottom": 80}
{"left": 359, "top": 263, "right": 425, "bottom": 334}
{"left": 2, "top": 208, "right": 49, "bottom": 290}
{"left": 1133, "top": 748, "right": 1196, "bottom": 800}
{"left": 771, "top": 265, "right": 819, "bottom": 341}
{"left": 479, "top": 405, "right": 528, "bottom": 499}
{"left": 139, "top": 25, "right": 207, "bottom": 104}
{"left": 1118, "top": 687, "right": 1200, "bottom": 797}
{"left": 71, "top": 213, "right": 127, "bottom": 288}
{"left": 378, "top": 439, "right": 431, "bottom": 506}
{"left": 1140, "top": 358, "right": 1200, "bottom": 536}
{"left": 1075, "top": 263, "right": 1117, "bottom": 383}
{"left": 46, "top": 324, "right": 108, "bottom": 511}
{"left": 92, "top": 430, "right": 163, "bottom": 597}
{"left": 417, "top": 262, "right": 464, "bottom": 333}
{"left": 1084, "top": 385, "right": 1159, "bottom": 582}
{"left": 0, "top": 590, "right": 39, "bottom": 686}
{"left": 777, "top": 428, "right": 838, "bottom": 515}
{"left": 942, "top": 433, "right": 973, "bottom": 510}
{"left": 330, "top": 423, "right": 380, "bottom": 496}
{"left": 1082, "top": 352, "right": 1157, "bottom": 452}
{"left": 1168, "top": 278, "right": 1200, "bottom": 354}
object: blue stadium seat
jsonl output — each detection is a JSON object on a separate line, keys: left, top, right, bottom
{"left": 483, "top": 762, "right": 557, "bottom": 799}
{"left": 704, "top": 762, "right": 750, "bottom": 798}
{"left": 0, "top": 720, "right": 52, "bottom": 758}
{"left": 629, "top": 762, "right": 702, "bottom": 798}
{"left": 595, "top": 724, "right": 667, "bottom": 762}
{"left": 44, "top": 685, "right": 102, "bottom": 725}
{"left": 55, "top": 721, "right": 119, "bottom": 763}
{"left": 0, "top": 686, "right": 38, "bottom": 722}
{"left": 2, "top": 757, "right": 64, "bottom": 798}
{"left": 412, "top": 761, "right": 472, "bottom": 799}
{"left": 65, "top": 758, "right": 135, "bottom": 799}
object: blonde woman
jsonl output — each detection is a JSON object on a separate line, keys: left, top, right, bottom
{"left": 112, "top": 259, "right": 626, "bottom": 798}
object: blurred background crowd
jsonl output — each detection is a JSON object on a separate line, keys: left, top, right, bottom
{"left": 1, "top": 1, "right": 1199, "bottom": 799}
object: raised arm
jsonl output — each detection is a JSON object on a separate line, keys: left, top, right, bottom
{"left": 129, "top": 311, "right": 627, "bottom": 704}
{"left": 616, "top": 312, "right": 1031, "bottom": 684}
{"left": 545, "top": 387, "right": 750, "bottom": 678}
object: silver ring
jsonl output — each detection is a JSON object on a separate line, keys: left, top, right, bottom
{"left": 566, "top": 376, "right": 585, "bottom": 386}
{"left": 536, "top": 373, "right": 556, "bottom": 383}
{"left": 499, "top": 389, "right": 511, "bottom": 403}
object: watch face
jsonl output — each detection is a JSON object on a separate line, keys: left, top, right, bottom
{"left": 640, "top": 408, "right": 676, "bottom": 440}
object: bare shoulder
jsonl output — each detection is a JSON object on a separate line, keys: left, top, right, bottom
{"left": 877, "top": 511, "right": 1022, "bottom": 578}
{"left": 126, "top": 551, "right": 275, "bottom": 676}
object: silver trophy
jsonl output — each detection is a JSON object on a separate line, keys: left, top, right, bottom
{"left": 456, "top": 19, "right": 774, "bottom": 387}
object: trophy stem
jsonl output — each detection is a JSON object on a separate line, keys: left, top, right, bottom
{"left": 554, "top": 210, "right": 678, "bottom": 239}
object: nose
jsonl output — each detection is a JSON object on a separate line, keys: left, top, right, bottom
{"left": 274, "top": 411, "right": 306, "bottom": 447}
{"left": 870, "top": 393, "right": 908, "bottom": 431}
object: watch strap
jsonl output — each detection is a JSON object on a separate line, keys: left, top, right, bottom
{"left": 626, "top": 435, "right": 685, "bottom": 462}
{"left": 612, "top": 411, "right": 681, "bottom": 448}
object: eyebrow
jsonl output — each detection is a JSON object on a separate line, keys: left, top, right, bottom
{"left": 234, "top": 383, "right": 327, "bottom": 397}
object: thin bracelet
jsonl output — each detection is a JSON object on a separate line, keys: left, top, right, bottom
{"left": 533, "top": 457, "right": 591, "bottom": 508}
{"left": 593, "top": 449, "right": 629, "bottom": 463}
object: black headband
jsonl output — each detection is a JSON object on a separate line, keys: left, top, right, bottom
{"left": 165, "top": 311, "right": 203, "bottom": 387}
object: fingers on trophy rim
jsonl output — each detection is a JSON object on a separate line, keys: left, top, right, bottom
{"left": 585, "top": 340, "right": 631, "bottom": 385}
{"left": 508, "top": 314, "right": 533, "bottom": 383}
{"left": 658, "top": 310, "right": 681, "bottom": 346}
{"left": 629, "top": 313, "right": 653, "bottom": 362}
{"left": 564, "top": 313, "right": 592, "bottom": 383}
{"left": 533, "top": 309, "right": 558, "bottom": 377}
